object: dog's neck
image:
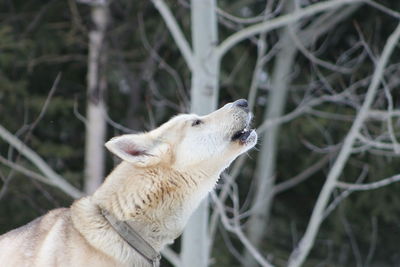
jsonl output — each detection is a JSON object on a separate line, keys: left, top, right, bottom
{"left": 71, "top": 161, "right": 219, "bottom": 265}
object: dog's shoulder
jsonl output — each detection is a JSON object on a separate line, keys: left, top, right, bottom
{"left": 0, "top": 208, "right": 72, "bottom": 265}
{"left": 0, "top": 208, "right": 70, "bottom": 243}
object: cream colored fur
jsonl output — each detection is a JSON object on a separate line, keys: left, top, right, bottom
{"left": 0, "top": 101, "right": 257, "bottom": 266}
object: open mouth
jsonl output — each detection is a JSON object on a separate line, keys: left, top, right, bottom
{"left": 230, "top": 111, "right": 256, "bottom": 145}
{"left": 231, "top": 127, "right": 254, "bottom": 144}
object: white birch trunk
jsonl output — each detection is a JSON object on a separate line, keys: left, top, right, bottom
{"left": 181, "top": 1, "right": 219, "bottom": 266}
{"left": 243, "top": 5, "right": 360, "bottom": 265}
{"left": 244, "top": 24, "right": 297, "bottom": 267}
{"left": 84, "top": 4, "right": 108, "bottom": 194}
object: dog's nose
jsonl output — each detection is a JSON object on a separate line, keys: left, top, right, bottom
{"left": 233, "top": 99, "right": 249, "bottom": 112}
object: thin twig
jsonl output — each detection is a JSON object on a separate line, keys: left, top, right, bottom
{"left": 273, "top": 154, "right": 331, "bottom": 195}
{"left": 210, "top": 192, "right": 273, "bottom": 267}
{"left": 336, "top": 174, "right": 400, "bottom": 191}
{"left": 340, "top": 206, "right": 363, "bottom": 267}
{"left": 28, "top": 73, "right": 62, "bottom": 134}
{"left": 0, "top": 155, "right": 53, "bottom": 185}
{"left": 365, "top": 217, "right": 378, "bottom": 267}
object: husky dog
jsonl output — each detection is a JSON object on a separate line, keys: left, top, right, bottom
{"left": 0, "top": 99, "right": 257, "bottom": 267}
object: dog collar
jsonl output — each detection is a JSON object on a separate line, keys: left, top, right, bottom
{"left": 100, "top": 208, "right": 161, "bottom": 267}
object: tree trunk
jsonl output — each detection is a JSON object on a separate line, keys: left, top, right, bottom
{"left": 243, "top": 5, "right": 360, "bottom": 265}
{"left": 84, "top": 3, "right": 108, "bottom": 194}
{"left": 181, "top": 1, "right": 219, "bottom": 266}
{"left": 243, "top": 18, "right": 297, "bottom": 267}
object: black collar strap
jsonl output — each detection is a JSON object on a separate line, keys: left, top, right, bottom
{"left": 100, "top": 208, "right": 161, "bottom": 267}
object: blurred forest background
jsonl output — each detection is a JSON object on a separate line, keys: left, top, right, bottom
{"left": 1, "top": 0, "right": 400, "bottom": 266}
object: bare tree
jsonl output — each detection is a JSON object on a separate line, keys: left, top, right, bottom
{"left": 153, "top": 0, "right": 219, "bottom": 266}
{"left": 151, "top": 0, "right": 373, "bottom": 266}
{"left": 83, "top": 1, "right": 109, "bottom": 194}
{"left": 243, "top": 3, "right": 361, "bottom": 266}
{"left": 3, "top": 1, "right": 400, "bottom": 267}
{"left": 243, "top": 3, "right": 298, "bottom": 265}
{"left": 181, "top": 0, "right": 219, "bottom": 266}
{"left": 287, "top": 21, "right": 400, "bottom": 267}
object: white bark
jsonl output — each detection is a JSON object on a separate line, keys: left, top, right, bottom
{"left": 243, "top": 5, "right": 360, "bottom": 265}
{"left": 151, "top": 1, "right": 368, "bottom": 266}
{"left": 243, "top": 13, "right": 297, "bottom": 267}
{"left": 188, "top": 0, "right": 219, "bottom": 114}
{"left": 181, "top": 1, "right": 219, "bottom": 267}
{"left": 84, "top": 3, "right": 108, "bottom": 194}
{"left": 287, "top": 22, "right": 400, "bottom": 267}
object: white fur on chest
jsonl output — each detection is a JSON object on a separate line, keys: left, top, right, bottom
{"left": 170, "top": 175, "right": 217, "bottom": 234}
{"left": 148, "top": 173, "right": 219, "bottom": 247}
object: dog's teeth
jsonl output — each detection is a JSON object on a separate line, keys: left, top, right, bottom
{"left": 232, "top": 128, "right": 252, "bottom": 141}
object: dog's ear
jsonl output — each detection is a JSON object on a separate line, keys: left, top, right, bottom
{"left": 105, "top": 134, "right": 170, "bottom": 167}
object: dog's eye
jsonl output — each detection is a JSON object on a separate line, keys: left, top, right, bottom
{"left": 191, "top": 119, "right": 203, "bottom": 127}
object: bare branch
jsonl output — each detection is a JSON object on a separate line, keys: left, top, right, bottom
{"left": 152, "top": 0, "right": 194, "bottom": 71}
{"left": 340, "top": 208, "right": 363, "bottom": 267}
{"left": 30, "top": 73, "right": 62, "bottom": 131}
{"left": 299, "top": 5, "right": 361, "bottom": 46}
{"left": 357, "top": 25, "right": 400, "bottom": 154}
{"left": 0, "top": 155, "right": 52, "bottom": 185}
{"left": 356, "top": 133, "right": 400, "bottom": 152}
{"left": 0, "top": 124, "right": 84, "bottom": 199}
{"left": 216, "top": 1, "right": 283, "bottom": 25}
{"left": 217, "top": 8, "right": 267, "bottom": 25}
{"left": 76, "top": 0, "right": 108, "bottom": 6}
{"left": 161, "top": 246, "right": 182, "bottom": 267}
{"left": 257, "top": 91, "right": 350, "bottom": 134}
{"left": 247, "top": 34, "right": 267, "bottom": 111}
{"left": 288, "top": 21, "right": 400, "bottom": 267}
{"left": 210, "top": 192, "right": 273, "bottom": 267}
{"left": 323, "top": 165, "right": 369, "bottom": 219}
{"left": 365, "top": 217, "right": 378, "bottom": 267}
{"left": 337, "top": 174, "right": 400, "bottom": 191}
{"left": 209, "top": 156, "right": 249, "bottom": 249}
{"left": 367, "top": 109, "right": 400, "bottom": 120}
{"left": 364, "top": 0, "right": 400, "bottom": 19}
{"left": 216, "top": 0, "right": 363, "bottom": 59}
{"left": 273, "top": 154, "right": 331, "bottom": 195}
{"left": 288, "top": 22, "right": 352, "bottom": 74}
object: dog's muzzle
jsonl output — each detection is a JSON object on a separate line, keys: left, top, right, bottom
{"left": 230, "top": 99, "right": 256, "bottom": 144}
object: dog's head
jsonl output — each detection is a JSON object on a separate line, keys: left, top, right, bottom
{"left": 105, "top": 99, "right": 257, "bottom": 174}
